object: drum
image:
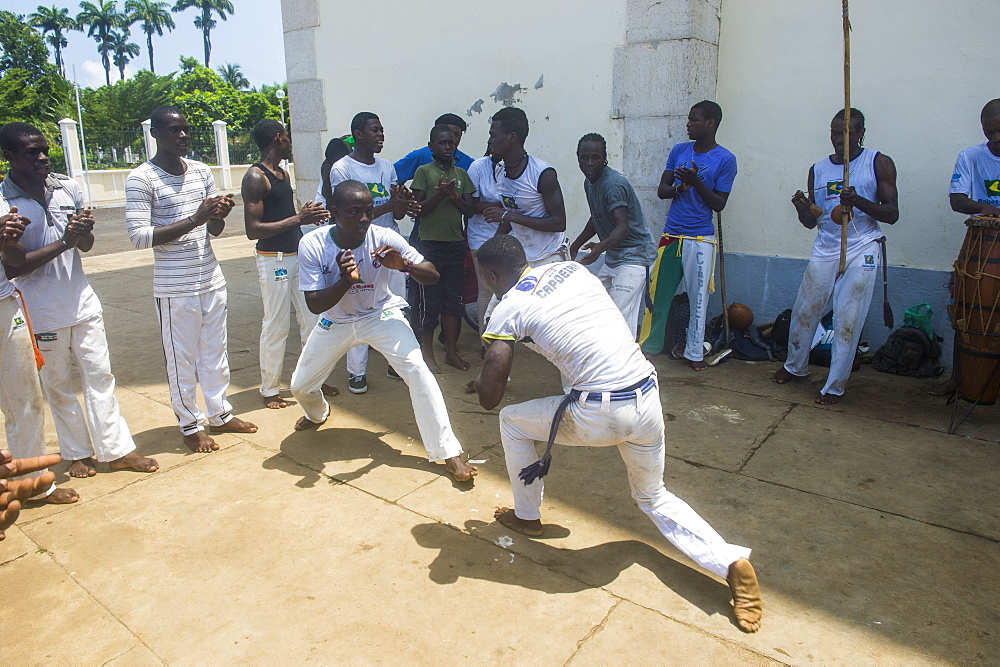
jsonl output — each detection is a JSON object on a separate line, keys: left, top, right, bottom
{"left": 951, "top": 215, "right": 1000, "bottom": 404}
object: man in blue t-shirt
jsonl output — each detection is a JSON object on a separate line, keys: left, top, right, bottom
{"left": 641, "top": 101, "right": 737, "bottom": 370}
{"left": 393, "top": 113, "right": 474, "bottom": 184}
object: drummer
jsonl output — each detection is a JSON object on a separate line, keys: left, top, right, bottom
{"left": 773, "top": 108, "right": 899, "bottom": 404}
{"left": 929, "top": 98, "right": 1000, "bottom": 397}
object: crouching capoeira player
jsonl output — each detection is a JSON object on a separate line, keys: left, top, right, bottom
{"left": 125, "top": 105, "right": 258, "bottom": 452}
{"left": 0, "top": 202, "right": 78, "bottom": 504}
{"left": 1, "top": 122, "right": 157, "bottom": 479}
{"left": 774, "top": 108, "right": 898, "bottom": 404}
{"left": 289, "top": 180, "right": 477, "bottom": 482}
{"left": 570, "top": 132, "right": 657, "bottom": 338}
{"left": 472, "top": 234, "right": 762, "bottom": 633}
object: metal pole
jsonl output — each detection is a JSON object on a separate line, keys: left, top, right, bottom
{"left": 73, "top": 67, "right": 93, "bottom": 208}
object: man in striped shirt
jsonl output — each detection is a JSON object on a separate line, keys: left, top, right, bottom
{"left": 125, "top": 105, "right": 257, "bottom": 452}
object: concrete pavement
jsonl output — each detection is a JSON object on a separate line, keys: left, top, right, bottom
{"left": 2, "top": 236, "right": 998, "bottom": 664}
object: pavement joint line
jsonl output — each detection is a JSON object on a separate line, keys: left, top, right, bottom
{"left": 16, "top": 524, "right": 168, "bottom": 664}
{"left": 735, "top": 403, "right": 797, "bottom": 473}
{"left": 564, "top": 598, "right": 622, "bottom": 665}
{"left": 735, "top": 471, "right": 1000, "bottom": 544}
{"left": 0, "top": 548, "right": 30, "bottom": 568}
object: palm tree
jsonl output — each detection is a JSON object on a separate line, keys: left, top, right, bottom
{"left": 171, "top": 0, "right": 233, "bottom": 68}
{"left": 217, "top": 62, "right": 248, "bottom": 90}
{"left": 124, "top": 0, "right": 173, "bottom": 73}
{"left": 28, "top": 5, "right": 77, "bottom": 76}
{"left": 77, "top": 0, "right": 128, "bottom": 86}
{"left": 109, "top": 30, "right": 140, "bottom": 80}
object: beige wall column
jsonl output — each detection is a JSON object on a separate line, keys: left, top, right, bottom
{"left": 614, "top": 0, "right": 722, "bottom": 234}
{"left": 280, "top": 0, "right": 325, "bottom": 200}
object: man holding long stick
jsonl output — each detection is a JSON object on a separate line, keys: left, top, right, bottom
{"left": 774, "top": 109, "right": 898, "bottom": 404}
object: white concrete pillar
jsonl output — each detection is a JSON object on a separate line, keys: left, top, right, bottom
{"left": 212, "top": 120, "right": 232, "bottom": 190}
{"left": 58, "top": 118, "right": 82, "bottom": 180}
{"left": 141, "top": 119, "right": 155, "bottom": 161}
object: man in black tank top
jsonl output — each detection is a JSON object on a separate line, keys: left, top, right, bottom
{"left": 242, "top": 119, "right": 335, "bottom": 409}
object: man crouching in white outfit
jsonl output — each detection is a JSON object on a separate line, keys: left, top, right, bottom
{"left": 472, "top": 234, "right": 763, "bottom": 633}
{"left": 289, "top": 180, "right": 477, "bottom": 482}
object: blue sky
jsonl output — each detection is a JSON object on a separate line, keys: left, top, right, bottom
{"left": 3, "top": 0, "right": 286, "bottom": 88}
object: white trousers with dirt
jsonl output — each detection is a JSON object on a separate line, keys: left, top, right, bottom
{"left": 256, "top": 251, "right": 315, "bottom": 397}
{"left": 0, "top": 293, "right": 54, "bottom": 496}
{"left": 290, "top": 307, "right": 463, "bottom": 462}
{"left": 156, "top": 287, "right": 234, "bottom": 435}
{"left": 596, "top": 262, "right": 648, "bottom": 340}
{"left": 35, "top": 312, "right": 136, "bottom": 463}
{"left": 499, "top": 382, "right": 750, "bottom": 578}
{"left": 783, "top": 240, "right": 879, "bottom": 396}
{"left": 346, "top": 270, "right": 406, "bottom": 376}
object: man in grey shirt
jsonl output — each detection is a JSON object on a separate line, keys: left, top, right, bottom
{"left": 570, "top": 133, "right": 657, "bottom": 338}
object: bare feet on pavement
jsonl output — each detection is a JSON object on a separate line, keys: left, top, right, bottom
{"left": 815, "top": 392, "right": 840, "bottom": 405}
{"left": 210, "top": 417, "right": 258, "bottom": 434}
{"left": 494, "top": 507, "right": 543, "bottom": 536}
{"left": 184, "top": 431, "right": 219, "bottom": 453}
{"left": 108, "top": 451, "right": 159, "bottom": 473}
{"left": 445, "top": 456, "right": 477, "bottom": 482}
{"left": 689, "top": 359, "right": 708, "bottom": 371}
{"left": 444, "top": 352, "right": 470, "bottom": 371}
{"left": 322, "top": 384, "right": 340, "bottom": 397}
{"left": 294, "top": 416, "right": 325, "bottom": 431}
{"left": 68, "top": 457, "right": 96, "bottom": 478}
{"left": 927, "top": 376, "right": 956, "bottom": 397}
{"left": 727, "top": 557, "right": 763, "bottom": 632}
{"left": 772, "top": 367, "right": 798, "bottom": 384}
{"left": 463, "top": 379, "right": 477, "bottom": 394}
{"left": 37, "top": 487, "right": 80, "bottom": 504}
{"left": 423, "top": 351, "right": 442, "bottom": 374}
{"left": 263, "top": 394, "right": 287, "bottom": 409}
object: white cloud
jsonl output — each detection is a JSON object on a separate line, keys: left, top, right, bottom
{"left": 74, "top": 59, "right": 143, "bottom": 88}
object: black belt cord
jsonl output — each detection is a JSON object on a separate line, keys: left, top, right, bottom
{"left": 877, "top": 236, "right": 893, "bottom": 329}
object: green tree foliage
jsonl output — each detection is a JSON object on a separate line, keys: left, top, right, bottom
{"left": 109, "top": 30, "right": 139, "bottom": 79}
{"left": 171, "top": 57, "right": 279, "bottom": 128}
{"left": 216, "top": 62, "right": 247, "bottom": 90}
{"left": 124, "top": 0, "right": 173, "bottom": 73}
{"left": 79, "top": 69, "right": 174, "bottom": 129}
{"left": 77, "top": 0, "right": 128, "bottom": 86}
{"left": 171, "top": 0, "right": 232, "bottom": 68}
{"left": 0, "top": 10, "right": 71, "bottom": 131}
{"left": 28, "top": 5, "right": 76, "bottom": 76}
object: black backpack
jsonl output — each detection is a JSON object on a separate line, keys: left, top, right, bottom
{"left": 872, "top": 326, "right": 943, "bottom": 378}
{"left": 730, "top": 325, "right": 777, "bottom": 361}
{"left": 664, "top": 293, "right": 690, "bottom": 355}
{"left": 770, "top": 309, "right": 792, "bottom": 350}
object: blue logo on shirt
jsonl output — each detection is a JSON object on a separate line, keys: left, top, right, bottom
{"left": 515, "top": 276, "right": 538, "bottom": 292}
{"left": 952, "top": 173, "right": 961, "bottom": 180}
{"left": 318, "top": 318, "right": 333, "bottom": 329}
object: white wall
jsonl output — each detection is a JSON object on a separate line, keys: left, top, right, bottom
{"left": 308, "top": 0, "right": 627, "bottom": 235}
{"left": 716, "top": 0, "right": 1000, "bottom": 271}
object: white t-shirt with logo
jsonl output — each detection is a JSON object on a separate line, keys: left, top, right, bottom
{"left": 482, "top": 261, "right": 653, "bottom": 391}
{"left": 328, "top": 156, "right": 399, "bottom": 232}
{"left": 495, "top": 156, "right": 564, "bottom": 262}
{"left": 0, "top": 196, "right": 14, "bottom": 301}
{"left": 951, "top": 142, "right": 1000, "bottom": 208}
{"left": 810, "top": 148, "right": 882, "bottom": 261}
{"left": 2, "top": 175, "right": 102, "bottom": 331}
{"left": 467, "top": 156, "right": 500, "bottom": 251}
{"left": 298, "top": 224, "right": 423, "bottom": 324}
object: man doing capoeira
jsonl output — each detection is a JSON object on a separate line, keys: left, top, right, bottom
{"left": 289, "top": 180, "right": 477, "bottom": 482}
{"left": 125, "top": 105, "right": 258, "bottom": 452}
{"left": 1, "top": 122, "right": 157, "bottom": 479}
{"left": 472, "top": 234, "right": 762, "bottom": 633}
{"left": 774, "top": 108, "right": 899, "bottom": 404}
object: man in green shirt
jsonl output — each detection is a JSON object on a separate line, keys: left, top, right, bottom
{"left": 410, "top": 125, "right": 476, "bottom": 373}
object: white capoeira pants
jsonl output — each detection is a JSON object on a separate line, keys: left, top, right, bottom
{"left": 499, "top": 381, "right": 750, "bottom": 579}
{"left": 0, "top": 293, "right": 55, "bottom": 496}
{"left": 681, "top": 238, "right": 715, "bottom": 363}
{"left": 256, "top": 251, "right": 314, "bottom": 397}
{"left": 346, "top": 270, "right": 406, "bottom": 376}
{"left": 35, "top": 313, "right": 136, "bottom": 463}
{"left": 783, "top": 240, "right": 880, "bottom": 396}
{"left": 290, "top": 307, "right": 463, "bottom": 462}
{"left": 156, "top": 287, "right": 234, "bottom": 435}
{"left": 596, "top": 262, "right": 648, "bottom": 340}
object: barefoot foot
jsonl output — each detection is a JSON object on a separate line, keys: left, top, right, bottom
{"left": 688, "top": 359, "right": 708, "bottom": 371}
{"left": 68, "top": 458, "right": 96, "bottom": 478}
{"left": 463, "top": 379, "right": 477, "bottom": 394}
{"left": 210, "top": 417, "right": 258, "bottom": 434}
{"left": 423, "top": 354, "right": 442, "bottom": 374}
{"left": 772, "top": 367, "right": 798, "bottom": 384}
{"left": 927, "top": 377, "right": 956, "bottom": 397}
{"left": 183, "top": 431, "right": 219, "bottom": 453}
{"left": 36, "top": 487, "right": 80, "bottom": 504}
{"left": 444, "top": 456, "right": 477, "bottom": 482}
{"left": 294, "top": 416, "right": 325, "bottom": 431}
{"left": 494, "top": 507, "right": 543, "bottom": 537}
{"left": 263, "top": 394, "right": 287, "bottom": 409}
{"left": 815, "top": 392, "right": 840, "bottom": 405}
{"left": 444, "top": 352, "right": 470, "bottom": 371}
{"left": 727, "top": 558, "right": 763, "bottom": 632}
{"left": 108, "top": 452, "right": 159, "bottom": 473}
{"left": 321, "top": 384, "right": 340, "bottom": 397}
